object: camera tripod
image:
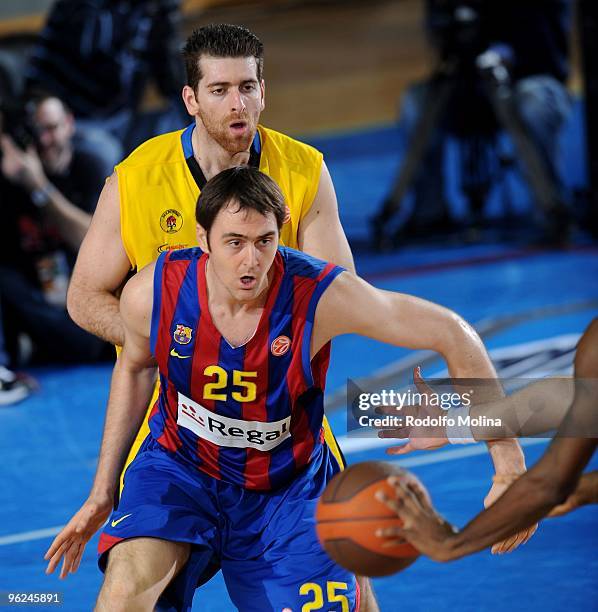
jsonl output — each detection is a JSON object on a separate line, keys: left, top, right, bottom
{"left": 371, "top": 52, "right": 569, "bottom": 249}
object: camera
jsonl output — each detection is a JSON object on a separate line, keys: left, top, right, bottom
{"left": 427, "top": 0, "right": 487, "bottom": 63}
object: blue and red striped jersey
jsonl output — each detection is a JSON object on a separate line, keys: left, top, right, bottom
{"left": 148, "top": 246, "right": 344, "bottom": 490}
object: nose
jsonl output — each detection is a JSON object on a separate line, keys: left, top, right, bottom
{"left": 243, "top": 243, "right": 258, "bottom": 269}
{"left": 230, "top": 88, "right": 246, "bottom": 114}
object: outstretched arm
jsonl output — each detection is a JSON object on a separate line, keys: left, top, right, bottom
{"left": 313, "top": 273, "right": 500, "bottom": 372}
{"left": 378, "top": 371, "right": 575, "bottom": 444}
{"left": 313, "top": 273, "right": 526, "bottom": 457}
{"left": 45, "top": 263, "right": 156, "bottom": 578}
{"left": 378, "top": 436, "right": 597, "bottom": 562}
{"left": 379, "top": 323, "right": 598, "bottom": 444}
{"left": 313, "top": 272, "right": 532, "bottom": 552}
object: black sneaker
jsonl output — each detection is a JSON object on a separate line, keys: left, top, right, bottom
{"left": 0, "top": 366, "right": 33, "bottom": 406}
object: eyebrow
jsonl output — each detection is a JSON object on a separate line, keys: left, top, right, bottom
{"left": 222, "top": 231, "right": 276, "bottom": 240}
{"left": 205, "top": 78, "right": 258, "bottom": 88}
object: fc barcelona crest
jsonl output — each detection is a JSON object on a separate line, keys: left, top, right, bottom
{"left": 174, "top": 324, "right": 192, "bottom": 345}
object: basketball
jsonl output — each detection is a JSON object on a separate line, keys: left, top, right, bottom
{"left": 315, "top": 461, "right": 428, "bottom": 577}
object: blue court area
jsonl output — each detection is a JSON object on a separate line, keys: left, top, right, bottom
{"left": 1, "top": 120, "right": 597, "bottom": 610}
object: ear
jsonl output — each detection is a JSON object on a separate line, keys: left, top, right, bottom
{"left": 260, "top": 79, "right": 266, "bottom": 112}
{"left": 182, "top": 85, "right": 200, "bottom": 116}
{"left": 196, "top": 223, "right": 209, "bottom": 252}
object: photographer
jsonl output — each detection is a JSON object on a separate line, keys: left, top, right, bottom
{"left": 0, "top": 95, "right": 110, "bottom": 367}
{"left": 389, "top": 0, "right": 572, "bottom": 242}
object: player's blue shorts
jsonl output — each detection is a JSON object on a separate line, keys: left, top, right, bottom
{"left": 98, "top": 436, "right": 358, "bottom": 612}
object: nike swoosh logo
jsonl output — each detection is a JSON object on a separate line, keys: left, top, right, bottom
{"left": 170, "top": 349, "right": 191, "bottom": 359}
{"left": 111, "top": 513, "right": 132, "bottom": 528}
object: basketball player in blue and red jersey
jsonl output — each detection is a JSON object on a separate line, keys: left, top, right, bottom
{"left": 45, "top": 167, "right": 531, "bottom": 611}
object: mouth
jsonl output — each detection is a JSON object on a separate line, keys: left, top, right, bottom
{"left": 239, "top": 275, "right": 257, "bottom": 289}
{"left": 229, "top": 120, "right": 248, "bottom": 134}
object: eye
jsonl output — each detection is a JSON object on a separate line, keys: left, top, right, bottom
{"left": 259, "top": 238, "right": 272, "bottom": 246}
{"left": 211, "top": 88, "right": 224, "bottom": 96}
{"left": 243, "top": 83, "right": 256, "bottom": 92}
{"left": 228, "top": 240, "right": 241, "bottom": 248}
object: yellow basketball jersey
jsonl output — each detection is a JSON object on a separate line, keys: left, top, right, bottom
{"left": 116, "top": 124, "right": 323, "bottom": 271}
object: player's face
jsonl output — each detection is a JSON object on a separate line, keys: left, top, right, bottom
{"left": 187, "top": 55, "right": 265, "bottom": 154}
{"left": 204, "top": 202, "right": 279, "bottom": 303}
{"left": 33, "top": 98, "right": 74, "bottom": 172}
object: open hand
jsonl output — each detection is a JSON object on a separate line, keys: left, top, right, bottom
{"left": 379, "top": 367, "right": 450, "bottom": 455}
{"left": 44, "top": 492, "right": 112, "bottom": 579}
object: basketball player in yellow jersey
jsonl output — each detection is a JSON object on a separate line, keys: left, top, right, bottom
{"left": 69, "top": 23, "right": 352, "bottom": 462}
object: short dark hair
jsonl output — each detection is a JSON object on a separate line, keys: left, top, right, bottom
{"left": 182, "top": 24, "right": 264, "bottom": 91}
{"left": 196, "top": 166, "right": 285, "bottom": 237}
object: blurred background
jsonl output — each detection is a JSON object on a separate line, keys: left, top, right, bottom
{"left": 0, "top": 0, "right": 432, "bottom": 133}
{"left": 0, "top": 1, "right": 596, "bottom": 610}
{"left": 0, "top": 0, "right": 595, "bottom": 249}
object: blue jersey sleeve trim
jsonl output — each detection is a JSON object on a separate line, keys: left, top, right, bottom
{"left": 181, "top": 123, "right": 195, "bottom": 159}
{"left": 301, "top": 266, "right": 345, "bottom": 387}
{"left": 150, "top": 251, "right": 168, "bottom": 357}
